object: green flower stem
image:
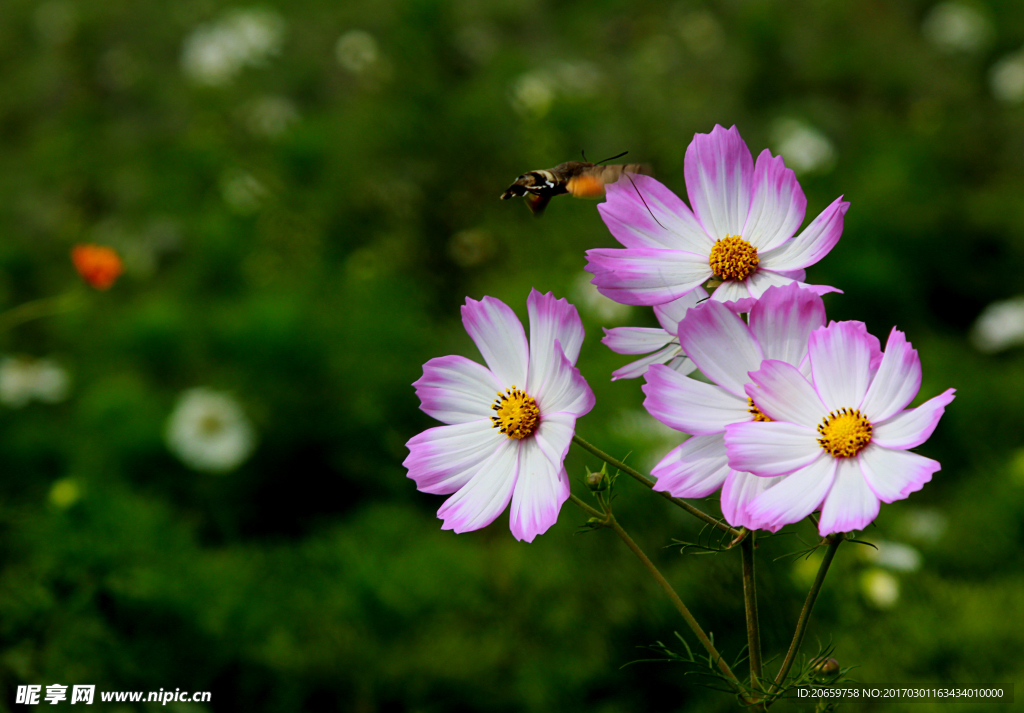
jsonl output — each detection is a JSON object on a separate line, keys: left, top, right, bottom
{"left": 571, "top": 434, "right": 743, "bottom": 540}
{"left": 741, "top": 532, "right": 762, "bottom": 694}
{"left": 0, "top": 291, "right": 84, "bottom": 332}
{"left": 568, "top": 492, "right": 605, "bottom": 520}
{"left": 770, "top": 534, "right": 844, "bottom": 697}
{"left": 568, "top": 493, "right": 744, "bottom": 696}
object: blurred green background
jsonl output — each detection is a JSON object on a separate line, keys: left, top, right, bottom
{"left": 0, "top": 0, "right": 1021, "bottom": 711}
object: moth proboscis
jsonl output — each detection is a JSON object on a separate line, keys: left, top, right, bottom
{"left": 500, "top": 155, "right": 651, "bottom": 215}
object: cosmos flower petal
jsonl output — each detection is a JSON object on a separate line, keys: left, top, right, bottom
{"left": 527, "top": 289, "right": 585, "bottom": 365}
{"left": 677, "top": 300, "right": 763, "bottom": 398}
{"left": 809, "top": 322, "right": 875, "bottom": 412}
{"left": 665, "top": 354, "right": 698, "bottom": 374}
{"left": 749, "top": 283, "right": 826, "bottom": 366}
{"left": 462, "top": 296, "right": 528, "bottom": 387}
{"left": 585, "top": 248, "right": 711, "bottom": 306}
{"left": 860, "top": 329, "right": 921, "bottom": 421}
{"left": 611, "top": 344, "right": 692, "bottom": 381}
{"left": 721, "top": 471, "right": 786, "bottom": 532}
{"left": 533, "top": 411, "right": 577, "bottom": 468}
{"left": 742, "top": 149, "right": 806, "bottom": 252}
{"left": 685, "top": 125, "right": 754, "bottom": 240}
{"left": 414, "top": 355, "right": 503, "bottom": 424}
{"left": 709, "top": 278, "right": 756, "bottom": 313}
{"left": 724, "top": 420, "right": 822, "bottom": 476}
{"left": 872, "top": 388, "right": 956, "bottom": 449}
{"left": 531, "top": 340, "right": 595, "bottom": 416}
{"left": 643, "top": 364, "right": 749, "bottom": 435}
{"left": 746, "top": 453, "right": 836, "bottom": 529}
{"left": 599, "top": 174, "right": 715, "bottom": 252}
{"left": 438, "top": 438, "right": 519, "bottom": 533}
{"left": 774, "top": 268, "right": 806, "bottom": 281}
{"left": 602, "top": 327, "right": 674, "bottom": 355}
{"left": 858, "top": 443, "right": 941, "bottom": 503}
{"left": 651, "top": 433, "right": 731, "bottom": 498}
{"left": 409, "top": 292, "right": 593, "bottom": 541}
{"left": 759, "top": 196, "right": 849, "bottom": 271}
{"left": 744, "top": 359, "right": 825, "bottom": 427}
{"left": 654, "top": 287, "right": 709, "bottom": 334}
{"left": 818, "top": 457, "right": 880, "bottom": 535}
{"left": 509, "top": 439, "right": 570, "bottom": 542}
{"left": 827, "top": 323, "right": 884, "bottom": 374}
{"left": 744, "top": 269, "right": 842, "bottom": 301}
{"left": 404, "top": 420, "right": 503, "bottom": 495}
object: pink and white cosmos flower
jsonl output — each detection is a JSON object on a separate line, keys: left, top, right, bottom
{"left": 404, "top": 290, "right": 595, "bottom": 542}
{"left": 601, "top": 288, "right": 707, "bottom": 381}
{"left": 585, "top": 125, "right": 848, "bottom": 312}
{"left": 725, "top": 322, "right": 956, "bottom": 536}
{"left": 641, "top": 284, "right": 829, "bottom": 531}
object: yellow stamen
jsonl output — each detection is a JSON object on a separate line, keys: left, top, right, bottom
{"left": 490, "top": 386, "right": 540, "bottom": 439}
{"left": 708, "top": 234, "right": 759, "bottom": 281}
{"left": 747, "top": 397, "right": 771, "bottom": 422}
{"left": 817, "top": 407, "right": 873, "bottom": 458}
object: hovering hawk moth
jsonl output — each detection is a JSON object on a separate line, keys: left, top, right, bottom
{"left": 500, "top": 153, "right": 650, "bottom": 215}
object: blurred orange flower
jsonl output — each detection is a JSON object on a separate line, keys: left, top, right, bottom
{"left": 71, "top": 244, "right": 123, "bottom": 290}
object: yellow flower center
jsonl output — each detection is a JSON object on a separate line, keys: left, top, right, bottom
{"left": 200, "top": 414, "right": 225, "bottom": 435}
{"left": 817, "top": 408, "right": 873, "bottom": 458}
{"left": 708, "top": 235, "right": 759, "bottom": 281}
{"left": 490, "top": 386, "right": 539, "bottom": 439}
{"left": 747, "top": 397, "right": 771, "bottom": 422}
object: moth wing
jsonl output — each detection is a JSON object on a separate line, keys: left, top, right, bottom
{"left": 565, "top": 173, "right": 607, "bottom": 199}
{"left": 525, "top": 193, "right": 552, "bottom": 215}
{"left": 566, "top": 164, "right": 652, "bottom": 199}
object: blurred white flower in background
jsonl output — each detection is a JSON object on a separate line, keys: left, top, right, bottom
{"left": 336, "top": 30, "right": 379, "bottom": 74}
{"left": 447, "top": 228, "right": 495, "bottom": 268}
{"left": 0, "top": 356, "right": 71, "bottom": 408}
{"left": 552, "top": 61, "right": 602, "bottom": 98}
{"left": 90, "top": 216, "right": 183, "bottom": 279}
{"left": 34, "top": 0, "right": 77, "bottom": 46}
{"left": 921, "top": 2, "right": 993, "bottom": 54}
{"left": 454, "top": 24, "right": 497, "bottom": 65}
{"left": 900, "top": 507, "right": 948, "bottom": 544}
{"left": 510, "top": 71, "right": 556, "bottom": 117}
{"left": 860, "top": 540, "right": 923, "bottom": 573}
{"left": 221, "top": 169, "right": 268, "bottom": 213}
{"left": 989, "top": 50, "right": 1024, "bottom": 104}
{"left": 860, "top": 569, "right": 900, "bottom": 609}
{"left": 166, "top": 388, "right": 256, "bottom": 473}
{"left": 181, "top": 8, "right": 285, "bottom": 86}
{"left": 572, "top": 272, "right": 633, "bottom": 324}
{"left": 508, "top": 62, "right": 604, "bottom": 116}
{"left": 243, "top": 95, "right": 300, "bottom": 138}
{"left": 970, "top": 295, "right": 1024, "bottom": 352}
{"left": 771, "top": 118, "right": 836, "bottom": 175}
{"left": 677, "top": 10, "right": 724, "bottom": 55}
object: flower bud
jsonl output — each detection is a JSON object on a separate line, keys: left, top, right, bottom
{"left": 812, "top": 657, "right": 840, "bottom": 679}
{"left": 585, "top": 467, "right": 609, "bottom": 491}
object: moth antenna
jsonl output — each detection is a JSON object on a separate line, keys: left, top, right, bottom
{"left": 596, "top": 150, "right": 628, "bottom": 165}
{"left": 624, "top": 172, "right": 666, "bottom": 231}
{"left": 581, "top": 149, "right": 588, "bottom": 162}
